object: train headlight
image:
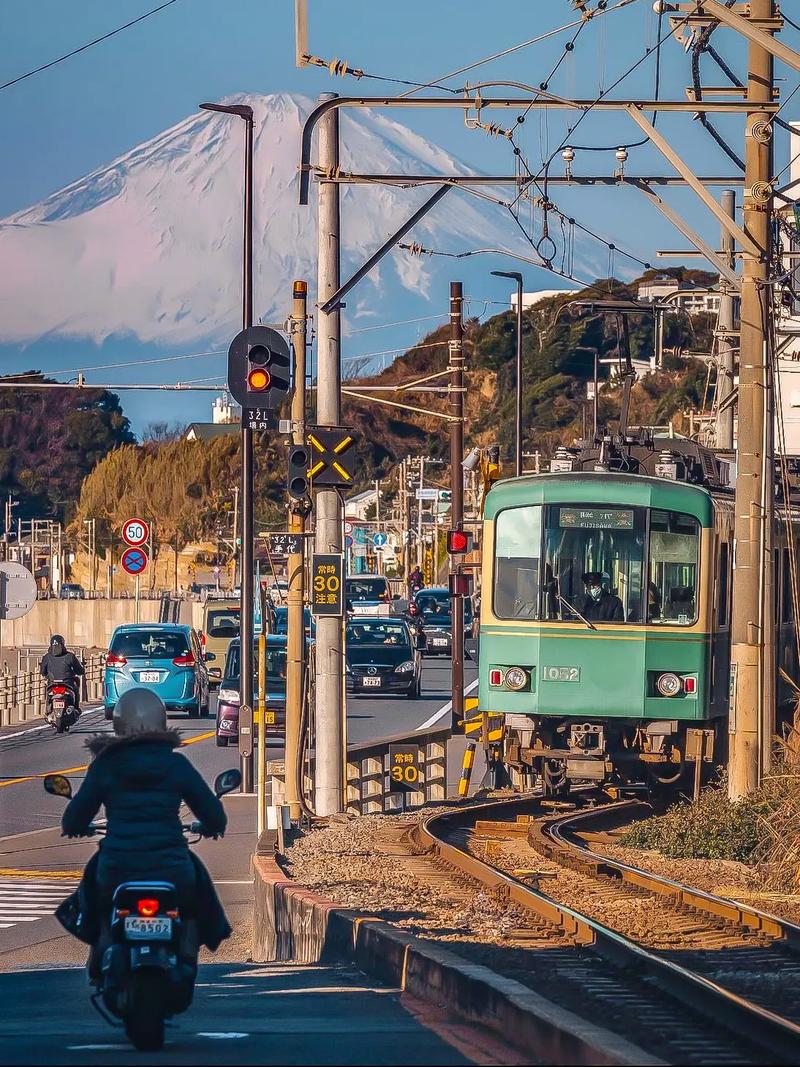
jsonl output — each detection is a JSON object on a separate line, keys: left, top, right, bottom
{"left": 504, "top": 666, "right": 528, "bottom": 691}
{"left": 656, "top": 672, "right": 682, "bottom": 697}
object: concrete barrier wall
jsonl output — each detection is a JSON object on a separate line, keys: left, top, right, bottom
{"left": 2, "top": 599, "right": 193, "bottom": 650}
{"left": 250, "top": 854, "right": 653, "bottom": 1066}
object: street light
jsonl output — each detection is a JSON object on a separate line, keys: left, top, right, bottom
{"left": 199, "top": 101, "right": 255, "bottom": 794}
{"left": 491, "top": 270, "right": 524, "bottom": 477}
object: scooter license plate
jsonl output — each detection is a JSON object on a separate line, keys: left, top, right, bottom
{"left": 53, "top": 700, "right": 65, "bottom": 710}
{"left": 124, "top": 916, "right": 172, "bottom": 940}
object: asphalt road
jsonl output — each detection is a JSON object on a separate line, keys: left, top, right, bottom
{"left": 0, "top": 652, "right": 488, "bottom": 1065}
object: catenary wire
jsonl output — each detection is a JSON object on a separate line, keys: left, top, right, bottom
{"left": 0, "top": 0, "right": 186, "bottom": 93}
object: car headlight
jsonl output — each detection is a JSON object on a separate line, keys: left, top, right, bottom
{"left": 656, "top": 672, "right": 682, "bottom": 697}
{"left": 218, "top": 688, "right": 240, "bottom": 704}
{"left": 394, "top": 661, "right": 415, "bottom": 673}
{"left": 504, "top": 666, "right": 528, "bottom": 691}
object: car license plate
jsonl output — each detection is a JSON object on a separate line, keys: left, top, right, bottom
{"left": 433, "top": 638, "right": 449, "bottom": 646}
{"left": 362, "top": 677, "right": 381, "bottom": 687}
{"left": 139, "top": 671, "right": 160, "bottom": 683}
{"left": 351, "top": 604, "right": 372, "bottom": 615}
{"left": 124, "top": 916, "right": 172, "bottom": 941}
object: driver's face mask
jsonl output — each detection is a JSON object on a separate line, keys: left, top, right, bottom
{"left": 587, "top": 584, "right": 602, "bottom": 602}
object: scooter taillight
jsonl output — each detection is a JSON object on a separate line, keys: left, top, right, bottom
{"left": 137, "top": 898, "right": 160, "bottom": 918}
{"left": 51, "top": 686, "right": 67, "bottom": 694}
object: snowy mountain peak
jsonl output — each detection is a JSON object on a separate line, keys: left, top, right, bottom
{"left": 0, "top": 92, "right": 516, "bottom": 347}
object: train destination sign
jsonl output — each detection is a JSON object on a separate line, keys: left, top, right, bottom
{"left": 559, "top": 508, "right": 634, "bottom": 530}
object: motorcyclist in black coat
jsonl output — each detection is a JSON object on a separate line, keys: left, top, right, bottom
{"left": 59, "top": 688, "right": 230, "bottom": 980}
{"left": 40, "top": 634, "right": 85, "bottom": 709}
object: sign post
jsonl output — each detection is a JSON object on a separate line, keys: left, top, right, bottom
{"left": 121, "top": 547, "right": 148, "bottom": 625}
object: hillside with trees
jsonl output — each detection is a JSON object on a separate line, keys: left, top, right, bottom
{"left": 0, "top": 374, "right": 135, "bottom": 523}
{"left": 70, "top": 268, "right": 721, "bottom": 562}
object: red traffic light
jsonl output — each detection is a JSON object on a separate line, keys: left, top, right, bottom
{"left": 247, "top": 367, "right": 271, "bottom": 391}
{"left": 447, "top": 529, "right": 473, "bottom": 554}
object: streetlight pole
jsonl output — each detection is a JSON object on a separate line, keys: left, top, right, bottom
{"left": 491, "top": 271, "right": 524, "bottom": 477}
{"left": 200, "top": 101, "right": 255, "bottom": 794}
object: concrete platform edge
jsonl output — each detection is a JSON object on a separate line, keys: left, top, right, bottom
{"left": 251, "top": 854, "right": 661, "bottom": 1067}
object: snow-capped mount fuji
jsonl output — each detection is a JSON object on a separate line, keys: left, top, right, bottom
{"left": 0, "top": 92, "right": 524, "bottom": 348}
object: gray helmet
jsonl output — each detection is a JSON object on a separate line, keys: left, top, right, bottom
{"left": 113, "top": 688, "right": 167, "bottom": 737}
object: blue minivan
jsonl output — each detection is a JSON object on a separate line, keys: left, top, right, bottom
{"left": 103, "top": 624, "right": 212, "bottom": 720}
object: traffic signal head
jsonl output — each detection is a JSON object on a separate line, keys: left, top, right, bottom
{"left": 447, "top": 529, "right": 474, "bottom": 554}
{"left": 287, "top": 445, "right": 310, "bottom": 500}
{"left": 227, "top": 326, "right": 294, "bottom": 410}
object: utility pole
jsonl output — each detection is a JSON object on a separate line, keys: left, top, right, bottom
{"left": 374, "top": 479, "right": 382, "bottom": 576}
{"left": 314, "top": 92, "right": 344, "bottom": 816}
{"left": 729, "top": 0, "right": 774, "bottom": 800}
{"left": 285, "top": 279, "right": 308, "bottom": 822}
{"left": 417, "top": 457, "right": 425, "bottom": 568}
{"left": 450, "top": 281, "right": 465, "bottom": 731}
{"left": 716, "top": 189, "right": 737, "bottom": 451}
{"left": 401, "top": 458, "right": 410, "bottom": 581}
{"left": 491, "top": 270, "right": 524, "bottom": 476}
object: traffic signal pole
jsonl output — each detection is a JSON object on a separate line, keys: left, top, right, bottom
{"left": 729, "top": 0, "right": 774, "bottom": 800}
{"left": 314, "top": 93, "right": 345, "bottom": 815}
{"left": 449, "top": 282, "right": 465, "bottom": 730}
{"left": 286, "top": 281, "right": 308, "bottom": 822}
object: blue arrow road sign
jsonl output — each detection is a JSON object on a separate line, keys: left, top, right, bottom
{"left": 373, "top": 532, "right": 388, "bottom": 548}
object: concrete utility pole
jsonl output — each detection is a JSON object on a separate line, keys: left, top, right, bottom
{"left": 717, "top": 190, "right": 737, "bottom": 451}
{"left": 450, "top": 281, "right": 465, "bottom": 730}
{"left": 401, "top": 459, "right": 410, "bottom": 580}
{"left": 314, "top": 92, "right": 344, "bottom": 816}
{"left": 729, "top": 0, "right": 774, "bottom": 800}
{"left": 286, "top": 280, "right": 308, "bottom": 822}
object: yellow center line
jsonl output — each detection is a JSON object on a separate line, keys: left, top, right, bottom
{"left": 0, "top": 868, "right": 84, "bottom": 879}
{"left": 0, "top": 763, "right": 88, "bottom": 791}
{"left": 0, "top": 732, "right": 214, "bottom": 790}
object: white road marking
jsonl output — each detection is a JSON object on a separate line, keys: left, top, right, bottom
{"left": 0, "top": 705, "right": 104, "bottom": 742}
{"left": 0, "top": 879, "right": 76, "bottom": 932}
{"left": 197, "top": 1033, "right": 249, "bottom": 1039}
{"left": 415, "top": 676, "right": 479, "bottom": 731}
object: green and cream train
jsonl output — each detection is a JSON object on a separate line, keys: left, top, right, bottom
{"left": 477, "top": 438, "right": 797, "bottom": 794}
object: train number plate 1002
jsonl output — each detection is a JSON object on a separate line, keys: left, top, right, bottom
{"left": 542, "top": 666, "right": 580, "bottom": 682}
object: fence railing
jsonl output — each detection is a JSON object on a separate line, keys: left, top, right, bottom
{"left": 345, "top": 727, "right": 449, "bottom": 814}
{"left": 0, "top": 654, "right": 105, "bottom": 727}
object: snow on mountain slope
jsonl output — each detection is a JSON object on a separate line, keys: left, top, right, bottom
{"left": 0, "top": 93, "right": 524, "bottom": 347}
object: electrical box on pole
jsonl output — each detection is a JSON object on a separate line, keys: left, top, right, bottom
{"left": 227, "top": 325, "right": 293, "bottom": 430}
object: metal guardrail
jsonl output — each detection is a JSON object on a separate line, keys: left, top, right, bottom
{"left": 345, "top": 727, "right": 450, "bottom": 814}
{"left": 0, "top": 654, "right": 105, "bottom": 727}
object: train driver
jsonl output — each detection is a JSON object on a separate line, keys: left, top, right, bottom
{"left": 578, "top": 571, "right": 624, "bottom": 623}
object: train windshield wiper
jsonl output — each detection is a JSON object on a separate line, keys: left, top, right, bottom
{"left": 556, "top": 591, "right": 597, "bottom": 631}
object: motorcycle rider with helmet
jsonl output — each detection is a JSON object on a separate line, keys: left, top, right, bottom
{"left": 58, "top": 688, "right": 230, "bottom": 983}
{"left": 40, "top": 634, "right": 85, "bottom": 712}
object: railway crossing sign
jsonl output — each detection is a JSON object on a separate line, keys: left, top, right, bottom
{"left": 310, "top": 553, "right": 343, "bottom": 616}
{"left": 121, "top": 518, "right": 149, "bottom": 548}
{"left": 121, "top": 547, "right": 148, "bottom": 575}
{"left": 307, "top": 426, "right": 358, "bottom": 487}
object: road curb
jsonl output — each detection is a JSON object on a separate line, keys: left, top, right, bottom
{"left": 251, "top": 854, "right": 660, "bottom": 1066}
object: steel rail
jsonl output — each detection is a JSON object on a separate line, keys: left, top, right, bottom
{"left": 538, "top": 800, "right": 800, "bottom": 947}
{"left": 415, "top": 796, "right": 800, "bottom": 1063}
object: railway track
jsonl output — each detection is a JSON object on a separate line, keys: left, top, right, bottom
{"left": 408, "top": 795, "right": 800, "bottom": 1065}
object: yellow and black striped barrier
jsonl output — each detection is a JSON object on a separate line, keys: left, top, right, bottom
{"left": 458, "top": 741, "right": 477, "bottom": 798}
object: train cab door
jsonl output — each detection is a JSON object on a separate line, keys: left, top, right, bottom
{"left": 711, "top": 538, "right": 732, "bottom": 714}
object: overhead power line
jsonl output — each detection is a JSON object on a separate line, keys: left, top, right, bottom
{"left": 0, "top": 0, "right": 185, "bottom": 93}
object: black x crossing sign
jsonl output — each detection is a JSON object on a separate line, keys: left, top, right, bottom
{"left": 307, "top": 425, "right": 359, "bottom": 488}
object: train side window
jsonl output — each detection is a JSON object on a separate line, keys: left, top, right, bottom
{"left": 648, "top": 510, "right": 699, "bottom": 625}
{"left": 718, "top": 542, "right": 729, "bottom": 628}
{"left": 493, "top": 505, "right": 543, "bottom": 620}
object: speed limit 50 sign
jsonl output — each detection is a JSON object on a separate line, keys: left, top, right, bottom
{"left": 310, "top": 553, "right": 343, "bottom": 616}
{"left": 122, "top": 518, "right": 150, "bottom": 548}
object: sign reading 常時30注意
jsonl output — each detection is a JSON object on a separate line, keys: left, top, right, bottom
{"left": 310, "top": 553, "right": 343, "bottom": 617}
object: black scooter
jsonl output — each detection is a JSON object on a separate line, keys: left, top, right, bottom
{"left": 44, "top": 767, "right": 241, "bottom": 1052}
{"left": 45, "top": 681, "right": 79, "bottom": 733}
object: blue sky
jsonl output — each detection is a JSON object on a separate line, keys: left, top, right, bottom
{"left": 1, "top": 1, "right": 797, "bottom": 431}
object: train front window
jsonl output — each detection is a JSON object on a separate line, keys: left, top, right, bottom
{"left": 542, "top": 506, "right": 645, "bottom": 624}
{"left": 648, "top": 511, "right": 699, "bottom": 624}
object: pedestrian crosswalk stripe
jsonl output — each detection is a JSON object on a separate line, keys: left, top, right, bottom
{"left": 0, "top": 879, "right": 77, "bottom": 933}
